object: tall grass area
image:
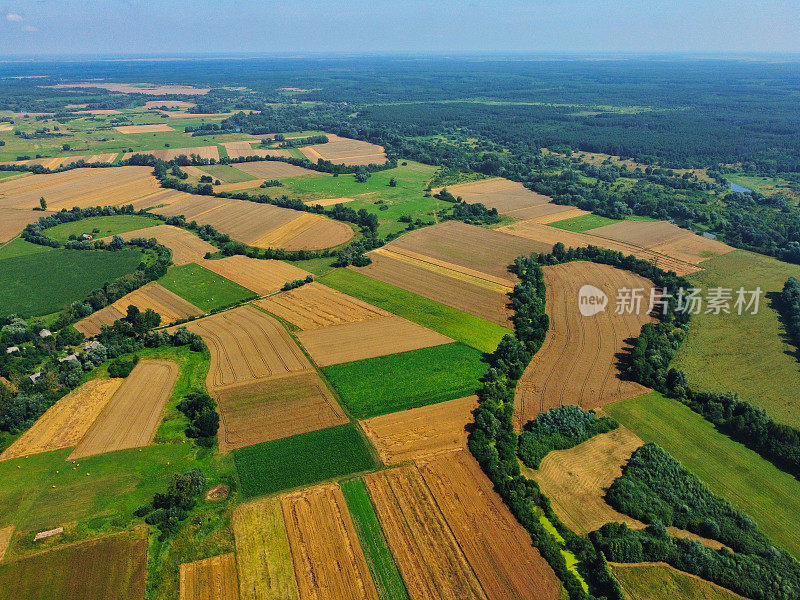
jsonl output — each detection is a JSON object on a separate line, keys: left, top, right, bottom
{"left": 321, "top": 268, "right": 510, "bottom": 353}
{"left": 158, "top": 262, "right": 257, "bottom": 311}
{"left": 43, "top": 215, "right": 160, "bottom": 243}
{"left": 321, "top": 343, "right": 486, "bottom": 418}
{"left": 609, "top": 563, "right": 744, "bottom": 600}
{"left": 672, "top": 249, "right": 800, "bottom": 426}
{"left": 606, "top": 391, "right": 800, "bottom": 558}
{"left": 340, "top": 478, "right": 409, "bottom": 600}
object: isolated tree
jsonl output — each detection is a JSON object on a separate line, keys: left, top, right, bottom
{"left": 388, "top": 177, "right": 397, "bottom": 187}
{"left": 39, "top": 197, "right": 46, "bottom": 210}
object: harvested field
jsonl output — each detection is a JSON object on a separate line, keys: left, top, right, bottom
{"left": 122, "top": 146, "right": 219, "bottom": 162}
{"left": 0, "top": 208, "right": 53, "bottom": 243}
{"left": 3, "top": 153, "right": 119, "bottom": 169}
{"left": 297, "top": 315, "right": 452, "bottom": 367}
{"left": 180, "top": 553, "right": 239, "bottom": 600}
{"left": 69, "top": 360, "right": 179, "bottom": 459}
{"left": 609, "top": 563, "right": 746, "bottom": 600}
{"left": 498, "top": 219, "right": 702, "bottom": 276}
{"left": 0, "top": 378, "right": 123, "bottom": 461}
{"left": 181, "top": 305, "right": 310, "bottom": 391}
{"left": 254, "top": 282, "right": 388, "bottom": 330}
{"left": 0, "top": 527, "right": 147, "bottom": 600}
{"left": 0, "top": 526, "right": 13, "bottom": 561}
{"left": 364, "top": 465, "right": 488, "bottom": 600}
{"left": 515, "top": 262, "right": 654, "bottom": 428}
{"left": 110, "top": 224, "right": 216, "bottom": 265}
{"left": 232, "top": 497, "right": 299, "bottom": 600}
{"left": 419, "top": 451, "right": 561, "bottom": 600}
{"left": 300, "top": 134, "right": 386, "bottom": 166}
{"left": 304, "top": 196, "right": 355, "bottom": 207}
{"left": 433, "top": 178, "right": 550, "bottom": 214}
{"left": 114, "top": 123, "right": 175, "bottom": 133}
{"left": 221, "top": 141, "right": 292, "bottom": 159}
{"left": 358, "top": 251, "right": 513, "bottom": 326}
{"left": 47, "top": 82, "right": 209, "bottom": 94}
{"left": 75, "top": 282, "right": 203, "bottom": 336}
{"left": 251, "top": 212, "right": 353, "bottom": 251}
{"left": 215, "top": 373, "right": 348, "bottom": 452}
{"left": 144, "top": 100, "right": 196, "bottom": 109}
{"left": 282, "top": 483, "right": 379, "bottom": 600}
{"left": 201, "top": 256, "right": 310, "bottom": 296}
{"left": 234, "top": 160, "right": 323, "bottom": 179}
{"left": 0, "top": 166, "right": 162, "bottom": 211}
{"left": 360, "top": 396, "right": 478, "bottom": 464}
{"left": 517, "top": 205, "right": 591, "bottom": 223}
{"left": 388, "top": 221, "right": 538, "bottom": 282}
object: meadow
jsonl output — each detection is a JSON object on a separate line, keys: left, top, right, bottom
{"left": 0, "top": 238, "right": 54, "bottom": 259}
{"left": 158, "top": 262, "right": 257, "bottom": 311}
{"left": 321, "top": 342, "right": 486, "bottom": 419}
{"left": 547, "top": 213, "right": 620, "bottom": 232}
{"left": 232, "top": 424, "right": 377, "bottom": 498}
{"left": 609, "top": 563, "right": 745, "bottom": 600}
{"left": 321, "top": 268, "right": 510, "bottom": 353}
{"left": 340, "top": 478, "right": 410, "bottom": 600}
{"left": 606, "top": 391, "right": 800, "bottom": 558}
{"left": 671, "top": 250, "right": 800, "bottom": 426}
{"left": 43, "top": 214, "right": 160, "bottom": 243}
{"left": 0, "top": 247, "right": 143, "bottom": 317}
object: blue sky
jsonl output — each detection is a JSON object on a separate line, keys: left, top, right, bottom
{"left": 2, "top": 0, "right": 799, "bottom": 57}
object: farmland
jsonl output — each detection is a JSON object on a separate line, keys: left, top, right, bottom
{"left": 321, "top": 268, "right": 510, "bottom": 353}
{"left": 433, "top": 177, "right": 551, "bottom": 215}
{"left": 609, "top": 563, "right": 746, "bottom": 600}
{"left": 514, "top": 261, "right": 654, "bottom": 428}
{"left": 606, "top": 392, "right": 800, "bottom": 557}
{"left": 321, "top": 343, "right": 486, "bottom": 419}
{"left": 43, "top": 214, "right": 159, "bottom": 243}
{"left": 549, "top": 214, "right": 621, "bottom": 232}
{"left": 158, "top": 262, "right": 257, "bottom": 311}
{"left": 0, "top": 208, "right": 53, "bottom": 243}
{"left": 111, "top": 225, "right": 217, "bottom": 265}
{"left": 233, "top": 424, "right": 377, "bottom": 497}
{"left": 199, "top": 256, "right": 311, "bottom": 296}
{"left": 298, "top": 134, "right": 386, "bottom": 166}
{"left": 0, "top": 247, "right": 143, "bottom": 318}
{"left": 179, "top": 553, "right": 240, "bottom": 600}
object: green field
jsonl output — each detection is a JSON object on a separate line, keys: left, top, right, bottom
{"left": 202, "top": 164, "right": 259, "bottom": 183}
{"left": 548, "top": 214, "right": 621, "bottom": 232}
{"left": 610, "top": 563, "right": 744, "bottom": 600}
{"left": 321, "top": 343, "right": 485, "bottom": 419}
{"left": 0, "top": 529, "right": 147, "bottom": 600}
{"left": 233, "top": 424, "right": 377, "bottom": 498}
{"left": 0, "top": 247, "right": 142, "bottom": 318}
{"left": 321, "top": 268, "right": 510, "bottom": 353}
{"left": 158, "top": 262, "right": 257, "bottom": 311}
{"left": 287, "top": 256, "right": 337, "bottom": 277}
{"left": 340, "top": 478, "right": 409, "bottom": 600}
{"left": 726, "top": 172, "right": 798, "bottom": 201}
{"left": 0, "top": 238, "right": 54, "bottom": 260}
{"left": 672, "top": 249, "right": 800, "bottom": 426}
{"left": 44, "top": 215, "right": 160, "bottom": 243}
{"left": 606, "top": 392, "right": 800, "bottom": 558}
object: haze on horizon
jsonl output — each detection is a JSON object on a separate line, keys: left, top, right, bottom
{"left": 1, "top": 0, "right": 799, "bottom": 58}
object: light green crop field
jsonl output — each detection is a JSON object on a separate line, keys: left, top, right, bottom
{"left": 200, "top": 163, "right": 258, "bottom": 183}
{"left": 43, "top": 215, "right": 160, "bottom": 243}
{"left": 158, "top": 262, "right": 257, "bottom": 311}
{"left": 606, "top": 391, "right": 800, "bottom": 558}
{"left": 548, "top": 214, "right": 621, "bottom": 232}
{"left": 321, "top": 268, "right": 510, "bottom": 353}
{"left": 340, "top": 478, "right": 410, "bottom": 600}
{"left": 610, "top": 563, "right": 745, "bottom": 600}
{"left": 0, "top": 247, "right": 143, "bottom": 318}
{"left": 671, "top": 249, "right": 800, "bottom": 426}
{"left": 321, "top": 342, "right": 485, "bottom": 419}
{"left": 0, "top": 238, "right": 54, "bottom": 260}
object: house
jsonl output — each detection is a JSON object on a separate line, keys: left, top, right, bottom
{"left": 82, "top": 233, "right": 93, "bottom": 240}
{"left": 702, "top": 232, "right": 718, "bottom": 240}
{"left": 84, "top": 340, "right": 101, "bottom": 351}
{"left": 29, "top": 372, "right": 42, "bottom": 383}
{"left": 39, "top": 329, "right": 52, "bottom": 338}
{"left": 58, "top": 353, "right": 78, "bottom": 363}
{"left": 6, "top": 346, "right": 19, "bottom": 354}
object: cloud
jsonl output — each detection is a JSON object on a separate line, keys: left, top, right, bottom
{"left": 5, "top": 12, "right": 22, "bottom": 22}
{"left": 22, "top": 24, "right": 37, "bottom": 32}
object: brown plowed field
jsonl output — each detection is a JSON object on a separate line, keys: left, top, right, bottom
{"left": 514, "top": 262, "right": 654, "bottom": 429}
{"left": 215, "top": 373, "right": 348, "bottom": 452}
{"left": 299, "top": 134, "right": 386, "bottom": 166}
{"left": 180, "top": 553, "right": 240, "bottom": 600}
{"left": 0, "top": 526, "right": 14, "bottom": 561}
{"left": 233, "top": 497, "right": 300, "bottom": 600}
{"left": 234, "top": 161, "right": 323, "bottom": 179}
{"left": 76, "top": 282, "right": 203, "bottom": 336}
{"left": 200, "top": 256, "right": 310, "bottom": 296}
{"left": 419, "top": 450, "right": 561, "bottom": 600}
{"left": 357, "top": 252, "right": 513, "bottom": 326}
{"left": 498, "top": 219, "right": 702, "bottom": 276}
{"left": 388, "top": 221, "right": 538, "bottom": 282}
{"left": 512, "top": 205, "right": 591, "bottom": 223}
{"left": 589, "top": 220, "right": 734, "bottom": 265}
{"left": 364, "top": 465, "right": 488, "bottom": 600}
{"left": 69, "top": 360, "right": 179, "bottom": 459}
{"left": 180, "top": 305, "right": 311, "bottom": 391}
{"left": 0, "top": 208, "right": 53, "bottom": 242}
{"left": 109, "top": 224, "right": 217, "bottom": 265}
{"left": 0, "top": 378, "right": 123, "bottom": 460}
{"left": 296, "top": 315, "right": 452, "bottom": 367}
{"left": 114, "top": 124, "right": 175, "bottom": 133}
{"left": 281, "top": 483, "right": 379, "bottom": 600}
{"left": 122, "top": 146, "right": 219, "bottom": 162}
{"left": 251, "top": 213, "right": 353, "bottom": 251}
{"left": 360, "top": 395, "right": 478, "bottom": 464}
{"left": 432, "top": 178, "right": 550, "bottom": 214}
{"left": 255, "top": 282, "right": 388, "bottom": 330}
{"left": 0, "top": 166, "right": 162, "bottom": 211}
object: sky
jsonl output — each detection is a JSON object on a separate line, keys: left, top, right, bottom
{"left": 1, "top": 0, "right": 799, "bottom": 57}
